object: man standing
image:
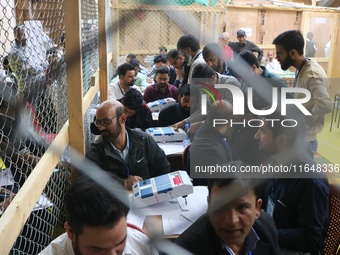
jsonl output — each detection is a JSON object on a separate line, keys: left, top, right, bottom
{"left": 176, "top": 164, "right": 280, "bottom": 255}
{"left": 86, "top": 100, "right": 170, "bottom": 190}
{"left": 108, "top": 63, "right": 141, "bottom": 100}
{"left": 39, "top": 175, "right": 158, "bottom": 255}
{"left": 158, "top": 84, "right": 199, "bottom": 127}
{"left": 255, "top": 106, "right": 329, "bottom": 255}
{"left": 8, "top": 25, "right": 49, "bottom": 104}
{"left": 305, "top": 32, "right": 317, "bottom": 58}
{"left": 272, "top": 30, "right": 333, "bottom": 157}
{"left": 203, "top": 42, "right": 233, "bottom": 76}
{"left": 143, "top": 66, "right": 179, "bottom": 103}
{"left": 217, "top": 32, "right": 233, "bottom": 61}
{"left": 229, "top": 29, "right": 263, "bottom": 62}
{"left": 167, "top": 49, "right": 188, "bottom": 87}
{"left": 177, "top": 34, "right": 205, "bottom": 84}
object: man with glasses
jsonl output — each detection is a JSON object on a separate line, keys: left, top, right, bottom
{"left": 167, "top": 49, "right": 188, "bottom": 88}
{"left": 86, "top": 100, "right": 170, "bottom": 190}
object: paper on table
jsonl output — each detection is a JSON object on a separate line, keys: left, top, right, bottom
{"left": 33, "top": 194, "right": 53, "bottom": 211}
{"left": 127, "top": 211, "right": 146, "bottom": 230}
{"left": 162, "top": 212, "right": 192, "bottom": 235}
{"left": 158, "top": 142, "right": 184, "bottom": 155}
{"left": 178, "top": 186, "right": 208, "bottom": 223}
{"left": 130, "top": 198, "right": 181, "bottom": 216}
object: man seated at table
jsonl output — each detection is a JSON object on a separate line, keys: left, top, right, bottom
{"left": 39, "top": 174, "right": 158, "bottom": 255}
{"left": 158, "top": 84, "right": 199, "bottom": 127}
{"left": 175, "top": 162, "right": 280, "bottom": 255}
{"left": 255, "top": 105, "right": 329, "bottom": 255}
{"left": 86, "top": 100, "right": 170, "bottom": 190}
{"left": 108, "top": 63, "right": 142, "bottom": 100}
{"left": 143, "top": 66, "right": 179, "bottom": 104}
{"left": 151, "top": 54, "right": 176, "bottom": 85}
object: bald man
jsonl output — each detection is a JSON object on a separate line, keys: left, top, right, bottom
{"left": 86, "top": 100, "right": 170, "bottom": 190}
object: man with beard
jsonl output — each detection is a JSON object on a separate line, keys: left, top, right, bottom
{"left": 38, "top": 175, "right": 158, "bottom": 255}
{"left": 108, "top": 63, "right": 141, "bottom": 100}
{"left": 143, "top": 66, "right": 179, "bottom": 103}
{"left": 254, "top": 105, "right": 329, "bottom": 255}
{"left": 177, "top": 34, "right": 206, "bottom": 84}
{"left": 158, "top": 84, "right": 199, "bottom": 127}
{"left": 86, "top": 100, "right": 170, "bottom": 190}
{"left": 202, "top": 42, "right": 234, "bottom": 76}
{"left": 272, "top": 30, "right": 333, "bottom": 158}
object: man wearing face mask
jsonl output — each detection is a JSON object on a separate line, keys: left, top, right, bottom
{"left": 176, "top": 34, "right": 206, "bottom": 84}
{"left": 108, "top": 63, "right": 141, "bottom": 101}
{"left": 272, "top": 30, "right": 333, "bottom": 158}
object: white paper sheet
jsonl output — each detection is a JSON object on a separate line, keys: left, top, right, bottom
{"left": 162, "top": 212, "right": 192, "bottom": 235}
{"left": 158, "top": 142, "right": 184, "bottom": 155}
{"left": 178, "top": 186, "right": 208, "bottom": 223}
{"left": 127, "top": 211, "right": 146, "bottom": 230}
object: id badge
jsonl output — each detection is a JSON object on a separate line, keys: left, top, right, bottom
{"left": 267, "top": 196, "right": 275, "bottom": 217}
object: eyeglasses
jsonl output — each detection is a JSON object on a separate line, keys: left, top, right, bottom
{"left": 94, "top": 115, "right": 119, "bottom": 127}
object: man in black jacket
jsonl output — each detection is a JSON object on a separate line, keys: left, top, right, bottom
{"left": 176, "top": 164, "right": 280, "bottom": 255}
{"left": 86, "top": 100, "right": 170, "bottom": 190}
{"left": 255, "top": 105, "right": 329, "bottom": 254}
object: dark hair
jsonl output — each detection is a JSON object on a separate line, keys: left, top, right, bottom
{"left": 118, "top": 63, "right": 135, "bottom": 77}
{"left": 207, "top": 161, "right": 262, "bottom": 198}
{"left": 260, "top": 104, "right": 305, "bottom": 146}
{"left": 65, "top": 175, "right": 129, "bottom": 235}
{"left": 177, "top": 34, "right": 200, "bottom": 52}
{"left": 121, "top": 88, "right": 143, "bottom": 111}
{"left": 13, "top": 25, "right": 24, "bottom": 36}
{"left": 155, "top": 66, "right": 170, "bottom": 76}
{"left": 178, "top": 83, "right": 191, "bottom": 97}
{"left": 192, "top": 63, "right": 215, "bottom": 79}
{"left": 2, "top": 55, "right": 12, "bottom": 73}
{"left": 159, "top": 46, "right": 167, "bottom": 53}
{"left": 272, "top": 30, "right": 304, "bottom": 55}
{"left": 167, "top": 49, "right": 180, "bottom": 60}
{"left": 153, "top": 54, "right": 167, "bottom": 64}
{"left": 202, "top": 42, "right": 223, "bottom": 61}
{"left": 206, "top": 100, "right": 233, "bottom": 127}
{"left": 237, "top": 50, "right": 260, "bottom": 68}
{"left": 129, "top": 58, "right": 140, "bottom": 68}
{"left": 127, "top": 54, "right": 136, "bottom": 59}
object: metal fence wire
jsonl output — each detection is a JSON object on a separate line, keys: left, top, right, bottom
{"left": 1, "top": 0, "right": 227, "bottom": 253}
{"left": 0, "top": 0, "right": 72, "bottom": 254}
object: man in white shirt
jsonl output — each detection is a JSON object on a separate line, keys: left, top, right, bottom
{"left": 108, "top": 63, "right": 141, "bottom": 100}
{"left": 38, "top": 175, "right": 158, "bottom": 255}
{"left": 265, "top": 50, "right": 282, "bottom": 73}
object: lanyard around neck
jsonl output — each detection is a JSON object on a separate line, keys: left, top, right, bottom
{"left": 294, "top": 58, "right": 308, "bottom": 87}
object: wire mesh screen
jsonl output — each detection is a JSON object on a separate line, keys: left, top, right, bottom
{"left": 112, "top": 0, "right": 225, "bottom": 69}
{"left": 81, "top": 0, "right": 99, "bottom": 94}
{"left": 0, "top": 0, "right": 71, "bottom": 254}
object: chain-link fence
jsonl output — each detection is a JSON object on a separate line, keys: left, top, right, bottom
{"left": 111, "top": 0, "right": 226, "bottom": 70}
{"left": 0, "top": 0, "right": 71, "bottom": 254}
